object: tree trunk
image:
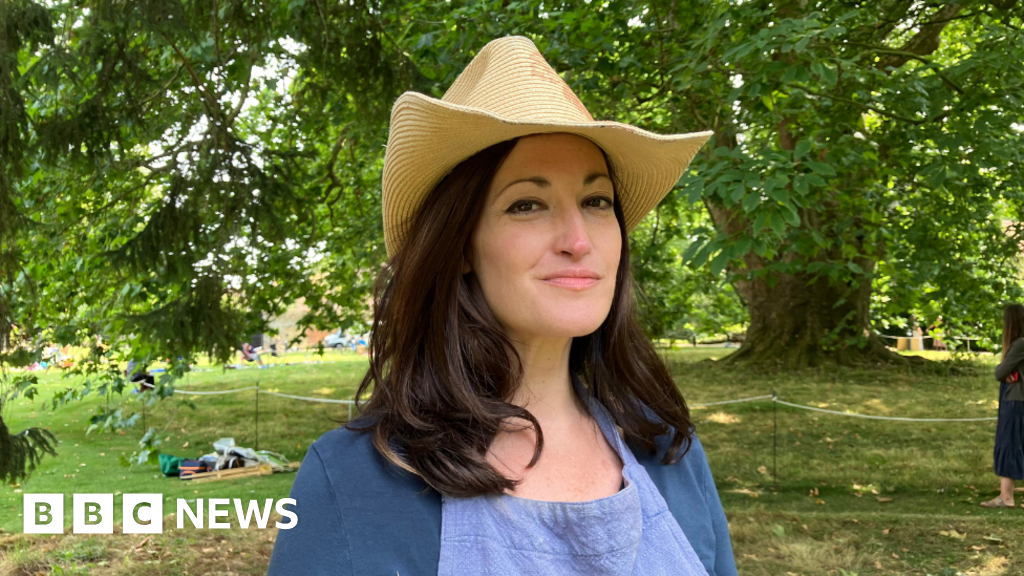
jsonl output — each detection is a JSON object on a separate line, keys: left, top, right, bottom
{"left": 703, "top": 184, "right": 905, "bottom": 368}
{"left": 723, "top": 258, "right": 903, "bottom": 368}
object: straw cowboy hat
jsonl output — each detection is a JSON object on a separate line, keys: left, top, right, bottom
{"left": 381, "top": 36, "right": 713, "bottom": 257}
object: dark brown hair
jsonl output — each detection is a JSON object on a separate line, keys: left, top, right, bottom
{"left": 349, "top": 136, "right": 694, "bottom": 498}
{"left": 1003, "top": 304, "right": 1024, "bottom": 358}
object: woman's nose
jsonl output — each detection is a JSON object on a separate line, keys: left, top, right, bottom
{"left": 553, "top": 205, "right": 592, "bottom": 257}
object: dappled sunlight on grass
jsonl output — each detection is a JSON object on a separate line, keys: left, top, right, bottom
{"left": 861, "top": 398, "right": 891, "bottom": 413}
{"left": 966, "top": 555, "right": 1010, "bottom": 576}
{"left": 705, "top": 411, "right": 742, "bottom": 424}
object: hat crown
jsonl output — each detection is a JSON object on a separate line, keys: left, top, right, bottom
{"left": 441, "top": 36, "right": 594, "bottom": 124}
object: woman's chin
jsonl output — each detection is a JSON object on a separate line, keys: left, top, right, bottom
{"left": 529, "top": 315, "right": 608, "bottom": 339}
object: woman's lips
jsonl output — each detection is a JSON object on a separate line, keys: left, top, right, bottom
{"left": 541, "top": 277, "right": 599, "bottom": 289}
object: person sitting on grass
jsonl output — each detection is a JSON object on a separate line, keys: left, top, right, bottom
{"left": 240, "top": 342, "right": 267, "bottom": 369}
{"left": 126, "top": 359, "right": 155, "bottom": 392}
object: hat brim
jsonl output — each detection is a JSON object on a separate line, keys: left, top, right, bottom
{"left": 382, "top": 92, "right": 714, "bottom": 256}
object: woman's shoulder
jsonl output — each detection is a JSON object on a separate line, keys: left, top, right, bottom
{"left": 628, "top": 422, "right": 711, "bottom": 493}
{"left": 629, "top": 401, "right": 710, "bottom": 477}
{"left": 306, "top": 421, "right": 378, "bottom": 464}
{"left": 303, "top": 422, "right": 439, "bottom": 503}
{"left": 273, "top": 423, "right": 443, "bottom": 575}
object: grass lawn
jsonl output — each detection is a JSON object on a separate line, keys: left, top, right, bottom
{"left": 2, "top": 348, "right": 1023, "bottom": 575}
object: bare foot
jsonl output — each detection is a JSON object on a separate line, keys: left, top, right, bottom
{"left": 980, "top": 496, "right": 1014, "bottom": 508}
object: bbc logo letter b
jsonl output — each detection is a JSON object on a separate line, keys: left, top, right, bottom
{"left": 24, "top": 494, "right": 64, "bottom": 534}
{"left": 73, "top": 494, "right": 113, "bottom": 534}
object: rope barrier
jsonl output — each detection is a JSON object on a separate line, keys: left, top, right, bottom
{"left": 692, "top": 394, "right": 774, "bottom": 407}
{"left": 171, "top": 386, "right": 996, "bottom": 422}
{"left": 174, "top": 386, "right": 258, "bottom": 396}
{"left": 690, "top": 393, "right": 996, "bottom": 422}
{"left": 876, "top": 334, "right": 983, "bottom": 341}
{"left": 258, "top": 390, "right": 356, "bottom": 405}
{"left": 771, "top": 397, "right": 997, "bottom": 422}
{"left": 173, "top": 386, "right": 357, "bottom": 419}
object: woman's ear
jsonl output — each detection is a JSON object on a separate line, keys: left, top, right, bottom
{"left": 462, "top": 246, "right": 473, "bottom": 274}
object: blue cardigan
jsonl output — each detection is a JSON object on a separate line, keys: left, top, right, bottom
{"left": 268, "top": 421, "right": 738, "bottom": 576}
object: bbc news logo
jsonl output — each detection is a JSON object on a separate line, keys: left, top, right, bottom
{"left": 23, "top": 494, "right": 297, "bottom": 534}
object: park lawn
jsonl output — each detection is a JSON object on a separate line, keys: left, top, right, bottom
{"left": 2, "top": 348, "right": 1023, "bottom": 575}
{"left": 0, "top": 351, "right": 368, "bottom": 536}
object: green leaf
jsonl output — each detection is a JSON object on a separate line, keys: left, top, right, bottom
{"left": 730, "top": 183, "right": 746, "bottom": 203}
{"left": 722, "top": 169, "right": 745, "bottom": 182}
{"left": 710, "top": 250, "right": 731, "bottom": 276}
{"left": 734, "top": 236, "right": 753, "bottom": 257}
{"left": 415, "top": 33, "right": 435, "bottom": 50}
{"left": 794, "top": 140, "right": 811, "bottom": 158}
{"left": 767, "top": 211, "right": 786, "bottom": 235}
{"left": 794, "top": 175, "right": 809, "bottom": 196}
{"left": 761, "top": 94, "right": 774, "bottom": 111}
{"left": 819, "top": 63, "right": 837, "bottom": 86}
{"left": 723, "top": 42, "right": 757, "bottom": 62}
{"left": 742, "top": 192, "right": 761, "bottom": 213}
{"left": 767, "top": 186, "right": 789, "bottom": 204}
{"left": 681, "top": 240, "right": 705, "bottom": 263}
{"left": 780, "top": 203, "right": 801, "bottom": 226}
{"left": 684, "top": 178, "right": 705, "bottom": 204}
{"left": 691, "top": 243, "right": 715, "bottom": 268}
{"left": 753, "top": 211, "right": 769, "bottom": 234}
{"left": 804, "top": 161, "right": 836, "bottom": 176}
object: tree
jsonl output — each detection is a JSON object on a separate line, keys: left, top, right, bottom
{"left": 662, "top": 0, "right": 1024, "bottom": 365}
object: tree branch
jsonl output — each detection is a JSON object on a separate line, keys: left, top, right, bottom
{"left": 877, "top": 3, "right": 962, "bottom": 70}
{"left": 791, "top": 87, "right": 949, "bottom": 125}
{"left": 213, "top": 0, "right": 222, "bottom": 68}
{"left": 159, "top": 32, "right": 222, "bottom": 122}
{"left": 848, "top": 42, "right": 966, "bottom": 94}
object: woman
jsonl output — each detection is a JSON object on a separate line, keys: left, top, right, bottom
{"left": 267, "top": 36, "right": 735, "bottom": 575}
{"left": 982, "top": 304, "right": 1024, "bottom": 508}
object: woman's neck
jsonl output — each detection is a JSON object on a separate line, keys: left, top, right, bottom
{"left": 508, "top": 336, "right": 581, "bottom": 422}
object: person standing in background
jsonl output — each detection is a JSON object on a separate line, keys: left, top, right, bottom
{"left": 982, "top": 304, "right": 1024, "bottom": 508}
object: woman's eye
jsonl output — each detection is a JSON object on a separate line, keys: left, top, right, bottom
{"left": 508, "top": 200, "right": 540, "bottom": 213}
{"left": 585, "top": 196, "right": 613, "bottom": 209}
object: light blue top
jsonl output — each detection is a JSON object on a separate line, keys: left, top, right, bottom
{"left": 437, "top": 376, "right": 711, "bottom": 576}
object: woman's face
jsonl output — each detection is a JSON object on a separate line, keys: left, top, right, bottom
{"left": 469, "top": 133, "right": 621, "bottom": 343}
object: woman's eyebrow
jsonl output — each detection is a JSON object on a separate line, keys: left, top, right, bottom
{"left": 498, "top": 172, "right": 610, "bottom": 195}
{"left": 498, "top": 176, "right": 550, "bottom": 195}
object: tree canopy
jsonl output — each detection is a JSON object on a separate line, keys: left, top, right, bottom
{"left": 2, "top": 0, "right": 1023, "bottom": 481}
